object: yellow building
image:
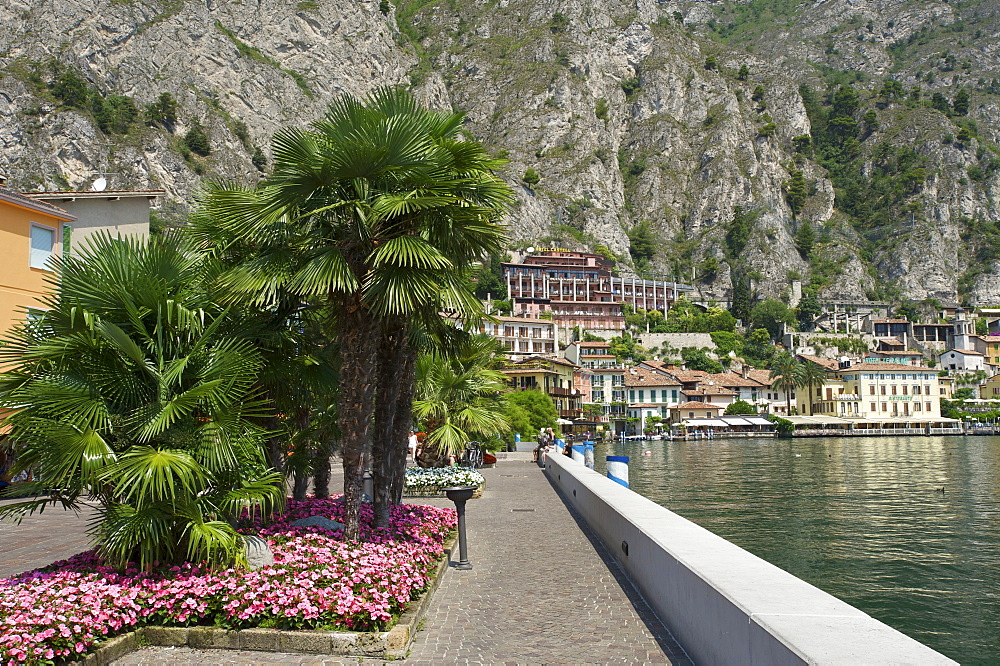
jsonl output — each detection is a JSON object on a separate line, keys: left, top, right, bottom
{"left": 0, "top": 185, "right": 75, "bottom": 335}
{"left": 499, "top": 355, "right": 581, "bottom": 419}
{"left": 807, "top": 362, "right": 942, "bottom": 420}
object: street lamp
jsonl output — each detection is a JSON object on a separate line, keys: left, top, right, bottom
{"left": 442, "top": 486, "right": 476, "bottom": 570}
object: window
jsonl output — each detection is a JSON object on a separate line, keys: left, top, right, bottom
{"left": 902, "top": 385, "right": 908, "bottom": 395}
{"left": 870, "top": 385, "right": 875, "bottom": 395}
{"left": 881, "top": 385, "right": 886, "bottom": 395}
{"left": 629, "top": 390, "right": 635, "bottom": 402}
{"left": 926, "top": 402, "right": 931, "bottom": 412}
{"left": 672, "top": 389, "right": 678, "bottom": 402}
{"left": 30, "top": 224, "right": 55, "bottom": 269}
{"left": 638, "top": 390, "right": 644, "bottom": 402}
{"left": 871, "top": 402, "right": 876, "bottom": 412}
{"left": 882, "top": 402, "right": 887, "bottom": 412}
{"left": 661, "top": 390, "right": 669, "bottom": 402}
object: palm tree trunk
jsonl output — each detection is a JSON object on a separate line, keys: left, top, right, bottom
{"left": 313, "top": 438, "right": 331, "bottom": 499}
{"left": 337, "top": 303, "right": 379, "bottom": 541}
{"left": 291, "top": 407, "right": 312, "bottom": 501}
{"left": 372, "top": 323, "right": 407, "bottom": 527}
{"left": 389, "top": 346, "right": 418, "bottom": 505}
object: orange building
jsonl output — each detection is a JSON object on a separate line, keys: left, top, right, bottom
{"left": 0, "top": 183, "right": 75, "bottom": 335}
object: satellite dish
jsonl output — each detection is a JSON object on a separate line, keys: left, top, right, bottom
{"left": 527, "top": 246, "right": 536, "bottom": 254}
{"left": 91, "top": 177, "right": 107, "bottom": 192}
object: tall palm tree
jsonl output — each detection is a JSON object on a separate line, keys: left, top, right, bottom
{"left": 194, "top": 87, "right": 511, "bottom": 539}
{"left": 0, "top": 234, "right": 282, "bottom": 569}
{"left": 770, "top": 352, "right": 803, "bottom": 416}
{"left": 797, "top": 359, "right": 828, "bottom": 415}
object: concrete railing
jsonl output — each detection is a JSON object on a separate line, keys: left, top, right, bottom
{"left": 543, "top": 453, "right": 956, "bottom": 665}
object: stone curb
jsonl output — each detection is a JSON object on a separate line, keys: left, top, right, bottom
{"left": 72, "top": 535, "right": 456, "bottom": 665}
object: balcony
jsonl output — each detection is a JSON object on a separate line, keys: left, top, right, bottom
{"left": 548, "top": 387, "right": 577, "bottom": 398}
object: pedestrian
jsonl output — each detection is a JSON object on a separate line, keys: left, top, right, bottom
{"left": 408, "top": 430, "right": 418, "bottom": 462}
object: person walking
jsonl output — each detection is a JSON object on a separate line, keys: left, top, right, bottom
{"left": 408, "top": 430, "right": 419, "bottom": 463}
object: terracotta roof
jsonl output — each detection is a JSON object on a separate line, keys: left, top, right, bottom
{"left": 841, "top": 363, "right": 935, "bottom": 371}
{"left": 624, "top": 367, "right": 682, "bottom": 387}
{"left": 672, "top": 401, "right": 718, "bottom": 410}
{"left": 945, "top": 349, "right": 984, "bottom": 356}
{"left": 671, "top": 370, "right": 709, "bottom": 382}
{"left": 501, "top": 368, "right": 558, "bottom": 375}
{"left": 874, "top": 318, "right": 911, "bottom": 324}
{"left": 0, "top": 187, "right": 76, "bottom": 220}
{"left": 744, "top": 368, "right": 774, "bottom": 386}
{"left": 629, "top": 403, "right": 666, "bottom": 408}
{"left": 798, "top": 355, "right": 839, "bottom": 370}
{"left": 574, "top": 341, "right": 612, "bottom": 348}
{"left": 684, "top": 387, "right": 736, "bottom": 396}
{"left": 702, "top": 372, "right": 764, "bottom": 388}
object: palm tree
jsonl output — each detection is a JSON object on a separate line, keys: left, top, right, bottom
{"left": 0, "top": 234, "right": 282, "bottom": 569}
{"left": 770, "top": 352, "right": 803, "bottom": 416}
{"left": 797, "top": 359, "right": 828, "bottom": 415}
{"left": 412, "top": 334, "right": 510, "bottom": 459}
{"left": 194, "top": 87, "right": 511, "bottom": 539}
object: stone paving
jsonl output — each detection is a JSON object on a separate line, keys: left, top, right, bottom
{"left": 0, "top": 497, "right": 97, "bottom": 579}
{"left": 2, "top": 456, "right": 692, "bottom": 664}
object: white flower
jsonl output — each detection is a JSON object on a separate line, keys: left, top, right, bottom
{"left": 404, "top": 467, "right": 485, "bottom": 489}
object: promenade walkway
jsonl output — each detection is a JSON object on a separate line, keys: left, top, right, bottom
{"left": 1, "top": 455, "right": 690, "bottom": 664}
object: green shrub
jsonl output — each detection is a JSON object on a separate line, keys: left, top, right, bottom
{"left": 184, "top": 122, "right": 212, "bottom": 156}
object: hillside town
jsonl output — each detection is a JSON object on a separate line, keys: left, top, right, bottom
{"left": 483, "top": 248, "right": 1000, "bottom": 439}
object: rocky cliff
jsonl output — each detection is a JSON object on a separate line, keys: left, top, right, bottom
{"left": 1, "top": 0, "right": 998, "bottom": 310}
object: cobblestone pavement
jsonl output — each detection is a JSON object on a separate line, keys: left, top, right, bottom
{"left": 405, "top": 455, "right": 692, "bottom": 665}
{"left": 0, "top": 497, "right": 96, "bottom": 578}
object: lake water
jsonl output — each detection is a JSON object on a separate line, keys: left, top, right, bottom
{"left": 593, "top": 435, "right": 1000, "bottom": 664}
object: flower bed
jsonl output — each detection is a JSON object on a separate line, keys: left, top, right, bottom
{"left": 403, "top": 467, "right": 486, "bottom": 497}
{"left": 0, "top": 497, "right": 455, "bottom": 665}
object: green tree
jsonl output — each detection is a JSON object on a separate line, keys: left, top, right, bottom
{"left": 550, "top": 12, "right": 569, "bottom": 33}
{"left": 726, "top": 205, "right": 753, "bottom": 257}
{"left": 770, "top": 352, "right": 802, "bottom": 415}
{"left": 704, "top": 55, "right": 717, "bottom": 70}
{"left": 931, "top": 92, "right": 951, "bottom": 114}
{"left": 184, "top": 122, "right": 212, "bottom": 156}
{"left": 522, "top": 168, "right": 540, "bottom": 186}
{"left": 50, "top": 68, "right": 90, "bottom": 109}
{"left": 796, "top": 294, "right": 822, "bottom": 330}
{"left": 504, "top": 389, "right": 557, "bottom": 437}
{"left": 785, "top": 169, "right": 808, "bottom": 216}
{"left": 725, "top": 400, "right": 757, "bottom": 415}
{"left": 742, "top": 328, "right": 775, "bottom": 366}
{"left": 628, "top": 221, "right": 657, "bottom": 264}
{"left": 681, "top": 347, "right": 723, "bottom": 373}
{"left": 93, "top": 95, "right": 139, "bottom": 134}
{"left": 595, "top": 98, "right": 609, "bottom": 121}
{"left": 794, "top": 221, "right": 814, "bottom": 258}
{"left": 953, "top": 88, "right": 970, "bottom": 116}
{"left": 0, "top": 234, "right": 283, "bottom": 569}
{"left": 797, "top": 359, "right": 827, "bottom": 415}
{"left": 710, "top": 330, "right": 744, "bottom": 358}
{"left": 737, "top": 64, "right": 749, "bottom": 81}
{"left": 145, "top": 92, "right": 179, "bottom": 129}
{"left": 751, "top": 299, "right": 796, "bottom": 339}
{"left": 196, "top": 88, "right": 511, "bottom": 538}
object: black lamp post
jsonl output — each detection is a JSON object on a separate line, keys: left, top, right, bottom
{"left": 442, "top": 485, "right": 476, "bottom": 570}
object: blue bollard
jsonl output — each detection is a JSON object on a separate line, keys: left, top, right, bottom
{"left": 570, "top": 442, "right": 585, "bottom": 464}
{"left": 607, "top": 456, "right": 629, "bottom": 488}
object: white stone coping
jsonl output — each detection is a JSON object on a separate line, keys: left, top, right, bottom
{"left": 543, "top": 453, "right": 956, "bottom": 665}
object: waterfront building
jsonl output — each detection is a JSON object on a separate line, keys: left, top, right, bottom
{"left": 0, "top": 183, "right": 75, "bottom": 334}
{"left": 980, "top": 373, "right": 1000, "bottom": 400}
{"left": 803, "top": 362, "right": 943, "bottom": 420}
{"left": 624, "top": 366, "right": 682, "bottom": 433}
{"left": 971, "top": 333, "right": 1000, "bottom": 369}
{"left": 865, "top": 350, "right": 925, "bottom": 365}
{"left": 565, "top": 341, "right": 626, "bottom": 430}
{"left": 479, "top": 315, "right": 556, "bottom": 358}
{"left": 669, "top": 400, "right": 723, "bottom": 421}
{"left": 502, "top": 249, "right": 692, "bottom": 331}
{"left": 499, "top": 355, "right": 582, "bottom": 420}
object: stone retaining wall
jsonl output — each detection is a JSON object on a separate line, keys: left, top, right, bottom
{"left": 543, "top": 454, "right": 957, "bottom": 665}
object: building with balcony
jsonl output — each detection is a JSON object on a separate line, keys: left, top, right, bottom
{"left": 502, "top": 249, "right": 692, "bottom": 331}
{"left": 0, "top": 183, "right": 75, "bottom": 334}
{"left": 480, "top": 316, "right": 556, "bottom": 358}
{"left": 499, "top": 355, "right": 582, "bottom": 419}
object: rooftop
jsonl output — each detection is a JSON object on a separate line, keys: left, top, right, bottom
{"left": 673, "top": 401, "right": 719, "bottom": 410}
{"left": 0, "top": 187, "right": 76, "bottom": 221}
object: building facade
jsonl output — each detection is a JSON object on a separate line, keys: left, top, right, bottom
{"left": 802, "top": 362, "right": 943, "bottom": 420}
{"left": 28, "top": 189, "right": 163, "bottom": 255}
{"left": 0, "top": 185, "right": 75, "bottom": 334}
{"left": 480, "top": 316, "right": 556, "bottom": 358}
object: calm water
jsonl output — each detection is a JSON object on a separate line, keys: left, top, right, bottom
{"left": 594, "top": 435, "right": 1000, "bottom": 664}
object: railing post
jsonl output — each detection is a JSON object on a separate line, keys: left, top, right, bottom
{"left": 606, "top": 455, "right": 629, "bottom": 487}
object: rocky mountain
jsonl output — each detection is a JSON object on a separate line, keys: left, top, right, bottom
{"left": 1, "top": 0, "right": 998, "bottom": 312}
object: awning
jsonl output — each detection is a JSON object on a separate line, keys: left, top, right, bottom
{"left": 744, "top": 416, "right": 773, "bottom": 426}
{"left": 683, "top": 419, "right": 729, "bottom": 427}
{"left": 720, "top": 416, "right": 753, "bottom": 426}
